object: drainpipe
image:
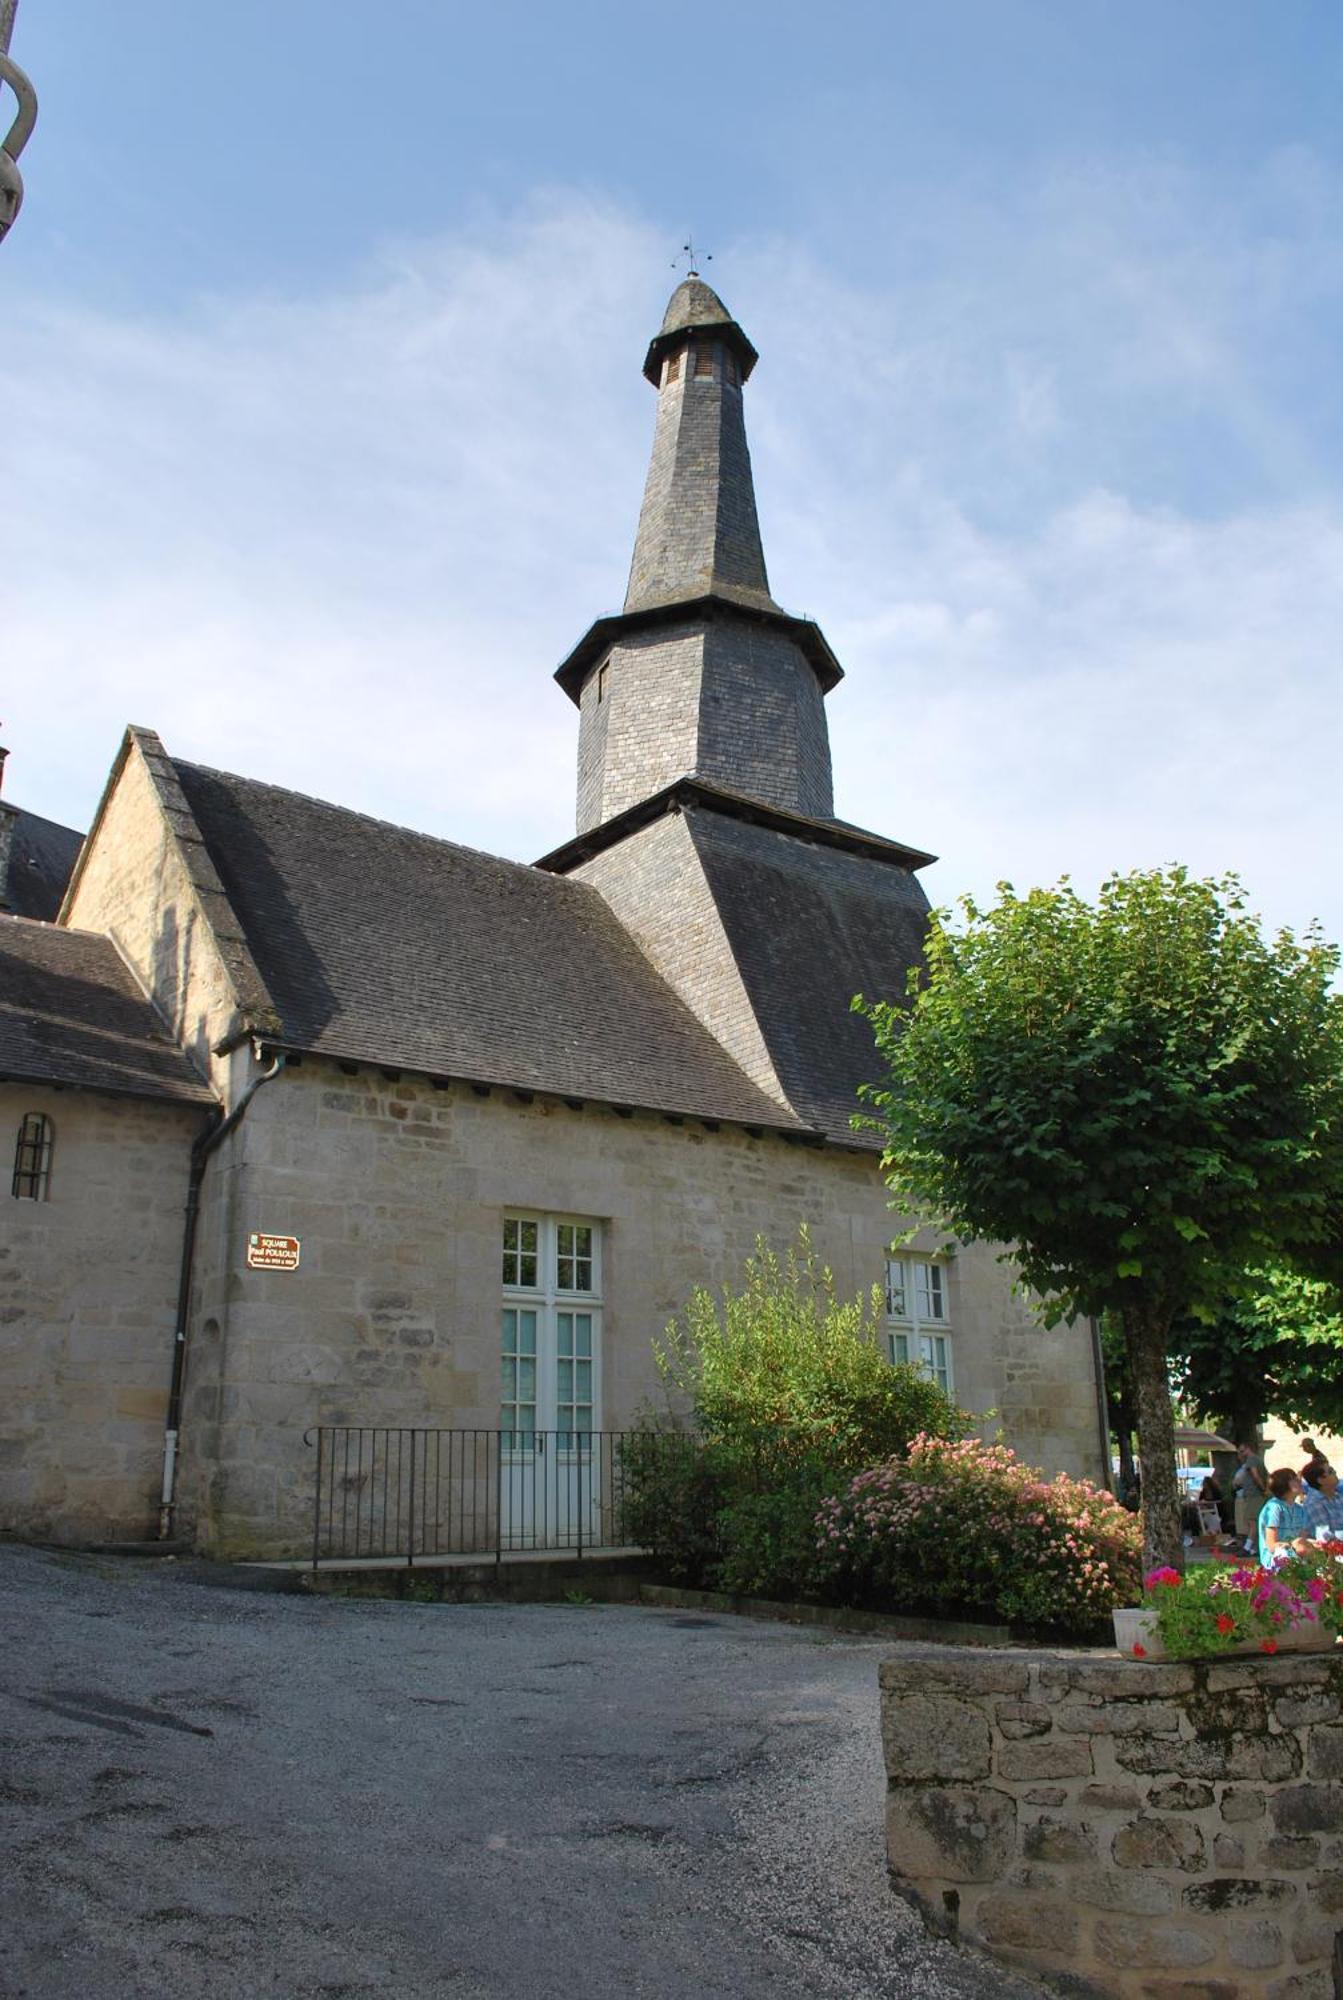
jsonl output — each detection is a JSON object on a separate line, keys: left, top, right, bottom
{"left": 159, "top": 1048, "right": 286, "bottom": 1539}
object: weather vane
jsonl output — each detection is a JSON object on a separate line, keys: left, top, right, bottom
{"left": 672, "top": 237, "right": 712, "bottom": 279}
{"left": 0, "top": 0, "right": 37, "bottom": 245}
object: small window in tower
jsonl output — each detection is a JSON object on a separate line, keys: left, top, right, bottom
{"left": 694, "top": 343, "right": 715, "bottom": 378}
{"left": 596, "top": 663, "right": 609, "bottom": 704}
{"left": 725, "top": 351, "right": 739, "bottom": 387}
{"left": 665, "top": 349, "right": 681, "bottom": 384}
{"left": 12, "top": 1112, "right": 53, "bottom": 1200}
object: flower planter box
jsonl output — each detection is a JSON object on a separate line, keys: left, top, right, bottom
{"left": 1113, "top": 1604, "right": 1336, "bottom": 1660}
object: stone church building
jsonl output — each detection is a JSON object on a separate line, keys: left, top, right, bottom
{"left": 0, "top": 277, "right": 1107, "bottom": 1557}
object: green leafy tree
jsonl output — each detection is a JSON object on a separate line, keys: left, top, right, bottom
{"left": 1178, "top": 1264, "right": 1343, "bottom": 1441}
{"left": 859, "top": 868, "right": 1343, "bottom": 1573}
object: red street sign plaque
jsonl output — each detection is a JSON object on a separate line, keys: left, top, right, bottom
{"left": 246, "top": 1232, "right": 301, "bottom": 1271}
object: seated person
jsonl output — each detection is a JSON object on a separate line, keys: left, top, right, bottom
{"left": 1196, "top": 1475, "right": 1224, "bottom": 1537}
{"left": 1301, "top": 1438, "right": 1335, "bottom": 1480}
{"left": 1300, "top": 1463, "right": 1343, "bottom": 1539}
{"left": 1258, "top": 1467, "right": 1311, "bottom": 1567}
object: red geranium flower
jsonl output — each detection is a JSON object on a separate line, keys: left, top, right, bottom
{"left": 1261, "top": 1639, "right": 1278, "bottom": 1655}
{"left": 1215, "top": 1614, "right": 1235, "bottom": 1634}
{"left": 1132, "top": 1642, "right": 1147, "bottom": 1658}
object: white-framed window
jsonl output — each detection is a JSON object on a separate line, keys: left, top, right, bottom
{"left": 884, "top": 1254, "right": 953, "bottom": 1393}
{"left": 501, "top": 1215, "right": 602, "bottom": 1447}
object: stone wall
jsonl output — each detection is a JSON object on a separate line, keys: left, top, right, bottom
{"left": 0, "top": 1082, "right": 203, "bottom": 1542}
{"left": 63, "top": 728, "right": 267, "bottom": 1096}
{"left": 178, "top": 1058, "right": 1106, "bottom": 1556}
{"left": 881, "top": 1647, "right": 1343, "bottom": 1998}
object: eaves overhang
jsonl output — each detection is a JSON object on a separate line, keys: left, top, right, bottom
{"left": 554, "top": 593, "right": 844, "bottom": 706}
{"left": 643, "top": 317, "right": 759, "bottom": 387}
{"left": 534, "top": 774, "right": 937, "bottom": 876}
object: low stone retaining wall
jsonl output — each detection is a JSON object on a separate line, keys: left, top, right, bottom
{"left": 880, "top": 1647, "right": 1343, "bottom": 1998}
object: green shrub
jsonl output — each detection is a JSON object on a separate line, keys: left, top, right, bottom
{"left": 657, "top": 1230, "right": 968, "bottom": 1483}
{"left": 616, "top": 1428, "right": 730, "bottom": 1583}
{"left": 813, "top": 1434, "right": 1142, "bottom": 1635}
{"left": 712, "top": 1466, "right": 836, "bottom": 1598}
{"left": 621, "top": 1231, "right": 969, "bottom": 1596}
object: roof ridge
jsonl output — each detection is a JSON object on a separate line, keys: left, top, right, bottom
{"left": 173, "top": 756, "right": 574, "bottom": 884}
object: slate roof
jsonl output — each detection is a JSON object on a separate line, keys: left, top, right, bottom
{"left": 643, "top": 276, "right": 759, "bottom": 385}
{"left": 0, "top": 917, "right": 215, "bottom": 1104}
{"left": 681, "top": 805, "right": 933, "bottom": 1149}
{"left": 170, "top": 759, "right": 801, "bottom": 1132}
{"left": 3, "top": 806, "right": 84, "bottom": 921}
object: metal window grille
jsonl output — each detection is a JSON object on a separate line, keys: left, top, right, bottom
{"left": 12, "top": 1111, "right": 52, "bottom": 1199}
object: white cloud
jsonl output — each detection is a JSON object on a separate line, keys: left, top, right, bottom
{"left": 2, "top": 171, "right": 1340, "bottom": 949}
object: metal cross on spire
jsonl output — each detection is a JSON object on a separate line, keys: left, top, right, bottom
{"left": 0, "top": 0, "right": 37, "bottom": 246}
{"left": 672, "top": 237, "right": 712, "bottom": 279}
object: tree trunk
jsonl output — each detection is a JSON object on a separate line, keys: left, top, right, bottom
{"left": 1115, "top": 1384, "right": 1137, "bottom": 1500}
{"left": 1123, "top": 1300, "right": 1184, "bottom": 1574}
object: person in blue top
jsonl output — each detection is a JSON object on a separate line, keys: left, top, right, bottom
{"left": 1258, "top": 1467, "right": 1311, "bottom": 1567}
{"left": 1300, "top": 1464, "right": 1343, "bottom": 1539}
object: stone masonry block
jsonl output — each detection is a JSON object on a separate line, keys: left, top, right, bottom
{"left": 1310, "top": 1871, "right": 1343, "bottom": 1913}
{"left": 886, "top": 1785, "right": 1017, "bottom": 1884}
{"left": 1226, "top": 1918, "right": 1286, "bottom": 1970}
{"left": 1205, "top": 1657, "right": 1343, "bottom": 1692}
{"left": 881, "top": 1694, "right": 991, "bottom": 1784}
{"left": 1260, "top": 1836, "right": 1321, "bottom": 1869}
{"left": 1148, "top": 1780, "right": 1214, "bottom": 1812}
{"left": 1080, "top": 1784, "right": 1144, "bottom": 1813}
{"left": 1266, "top": 1977, "right": 1333, "bottom": 2000}
{"left": 1092, "top": 1919, "right": 1217, "bottom": 1970}
{"left": 1182, "top": 1877, "right": 1296, "bottom": 1913}
{"left": 1038, "top": 1661, "right": 1195, "bottom": 1700}
{"left": 1272, "top": 1785, "right": 1343, "bottom": 1835}
{"left": 1116, "top": 1732, "right": 1302, "bottom": 1783}
{"left": 1220, "top": 1788, "right": 1265, "bottom": 1822}
{"left": 1290, "top": 1905, "right": 1342, "bottom": 1966}
{"left": 1056, "top": 1700, "right": 1182, "bottom": 1736}
{"left": 997, "top": 1738, "right": 1094, "bottom": 1781}
{"left": 1307, "top": 1728, "right": 1343, "bottom": 1781}
{"left": 995, "top": 1700, "right": 1053, "bottom": 1739}
{"left": 1213, "top": 1833, "right": 1246, "bottom": 1868}
{"left": 974, "top": 1895, "right": 1080, "bottom": 1955}
{"left": 880, "top": 1655, "right": 1028, "bottom": 1698}
{"left": 1112, "top": 1816, "right": 1207, "bottom": 1872}
{"left": 1135, "top": 1983, "right": 1239, "bottom": 2000}
{"left": 1187, "top": 1686, "right": 1268, "bottom": 1735}
{"left": 1277, "top": 1691, "right": 1343, "bottom": 1727}
{"left": 1022, "top": 1816, "right": 1098, "bottom": 1864}
{"left": 1070, "top": 1868, "right": 1176, "bottom": 1915}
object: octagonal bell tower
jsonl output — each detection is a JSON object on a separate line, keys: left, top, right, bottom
{"left": 556, "top": 276, "right": 842, "bottom": 835}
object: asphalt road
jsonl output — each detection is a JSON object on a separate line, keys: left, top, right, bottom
{"left": 0, "top": 1545, "right": 1040, "bottom": 1999}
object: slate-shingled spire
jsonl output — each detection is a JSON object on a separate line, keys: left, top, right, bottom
{"left": 556, "top": 278, "right": 844, "bottom": 836}
{"left": 624, "top": 276, "right": 774, "bottom": 613}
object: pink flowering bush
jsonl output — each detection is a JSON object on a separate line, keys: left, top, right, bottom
{"left": 1142, "top": 1541, "right": 1343, "bottom": 1658}
{"left": 812, "top": 1434, "right": 1142, "bottom": 1635}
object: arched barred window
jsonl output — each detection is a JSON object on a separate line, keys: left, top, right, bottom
{"left": 12, "top": 1112, "right": 53, "bottom": 1200}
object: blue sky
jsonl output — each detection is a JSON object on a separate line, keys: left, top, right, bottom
{"left": 4, "top": 1, "right": 1342, "bottom": 945}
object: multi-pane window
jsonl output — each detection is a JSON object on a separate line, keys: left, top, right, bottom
{"left": 12, "top": 1113, "right": 53, "bottom": 1200}
{"left": 501, "top": 1215, "right": 601, "bottom": 1446}
{"left": 556, "top": 1222, "right": 594, "bottom": 1293}
{"left": 500, "top": 1305, "right": 539, "bottom": 1441}
{"left": 502, "top": 1217, "right": 538, "bottom": 1288}
{"left": 884, "top": 1255, "right": 953, "bottom": 1393}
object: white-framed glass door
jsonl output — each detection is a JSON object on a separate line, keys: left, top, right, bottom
{"left": 500, "top": 1215, "right": 603, "bottom": 1547}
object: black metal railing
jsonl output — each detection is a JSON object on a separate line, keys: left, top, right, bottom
{"left": 304, "top": 1426, "right": 662, "bottom": 1569}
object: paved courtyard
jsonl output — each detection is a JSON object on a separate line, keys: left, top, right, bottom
{"left": 0, "top": 1545, "right": 1039, "bottom": 1999}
